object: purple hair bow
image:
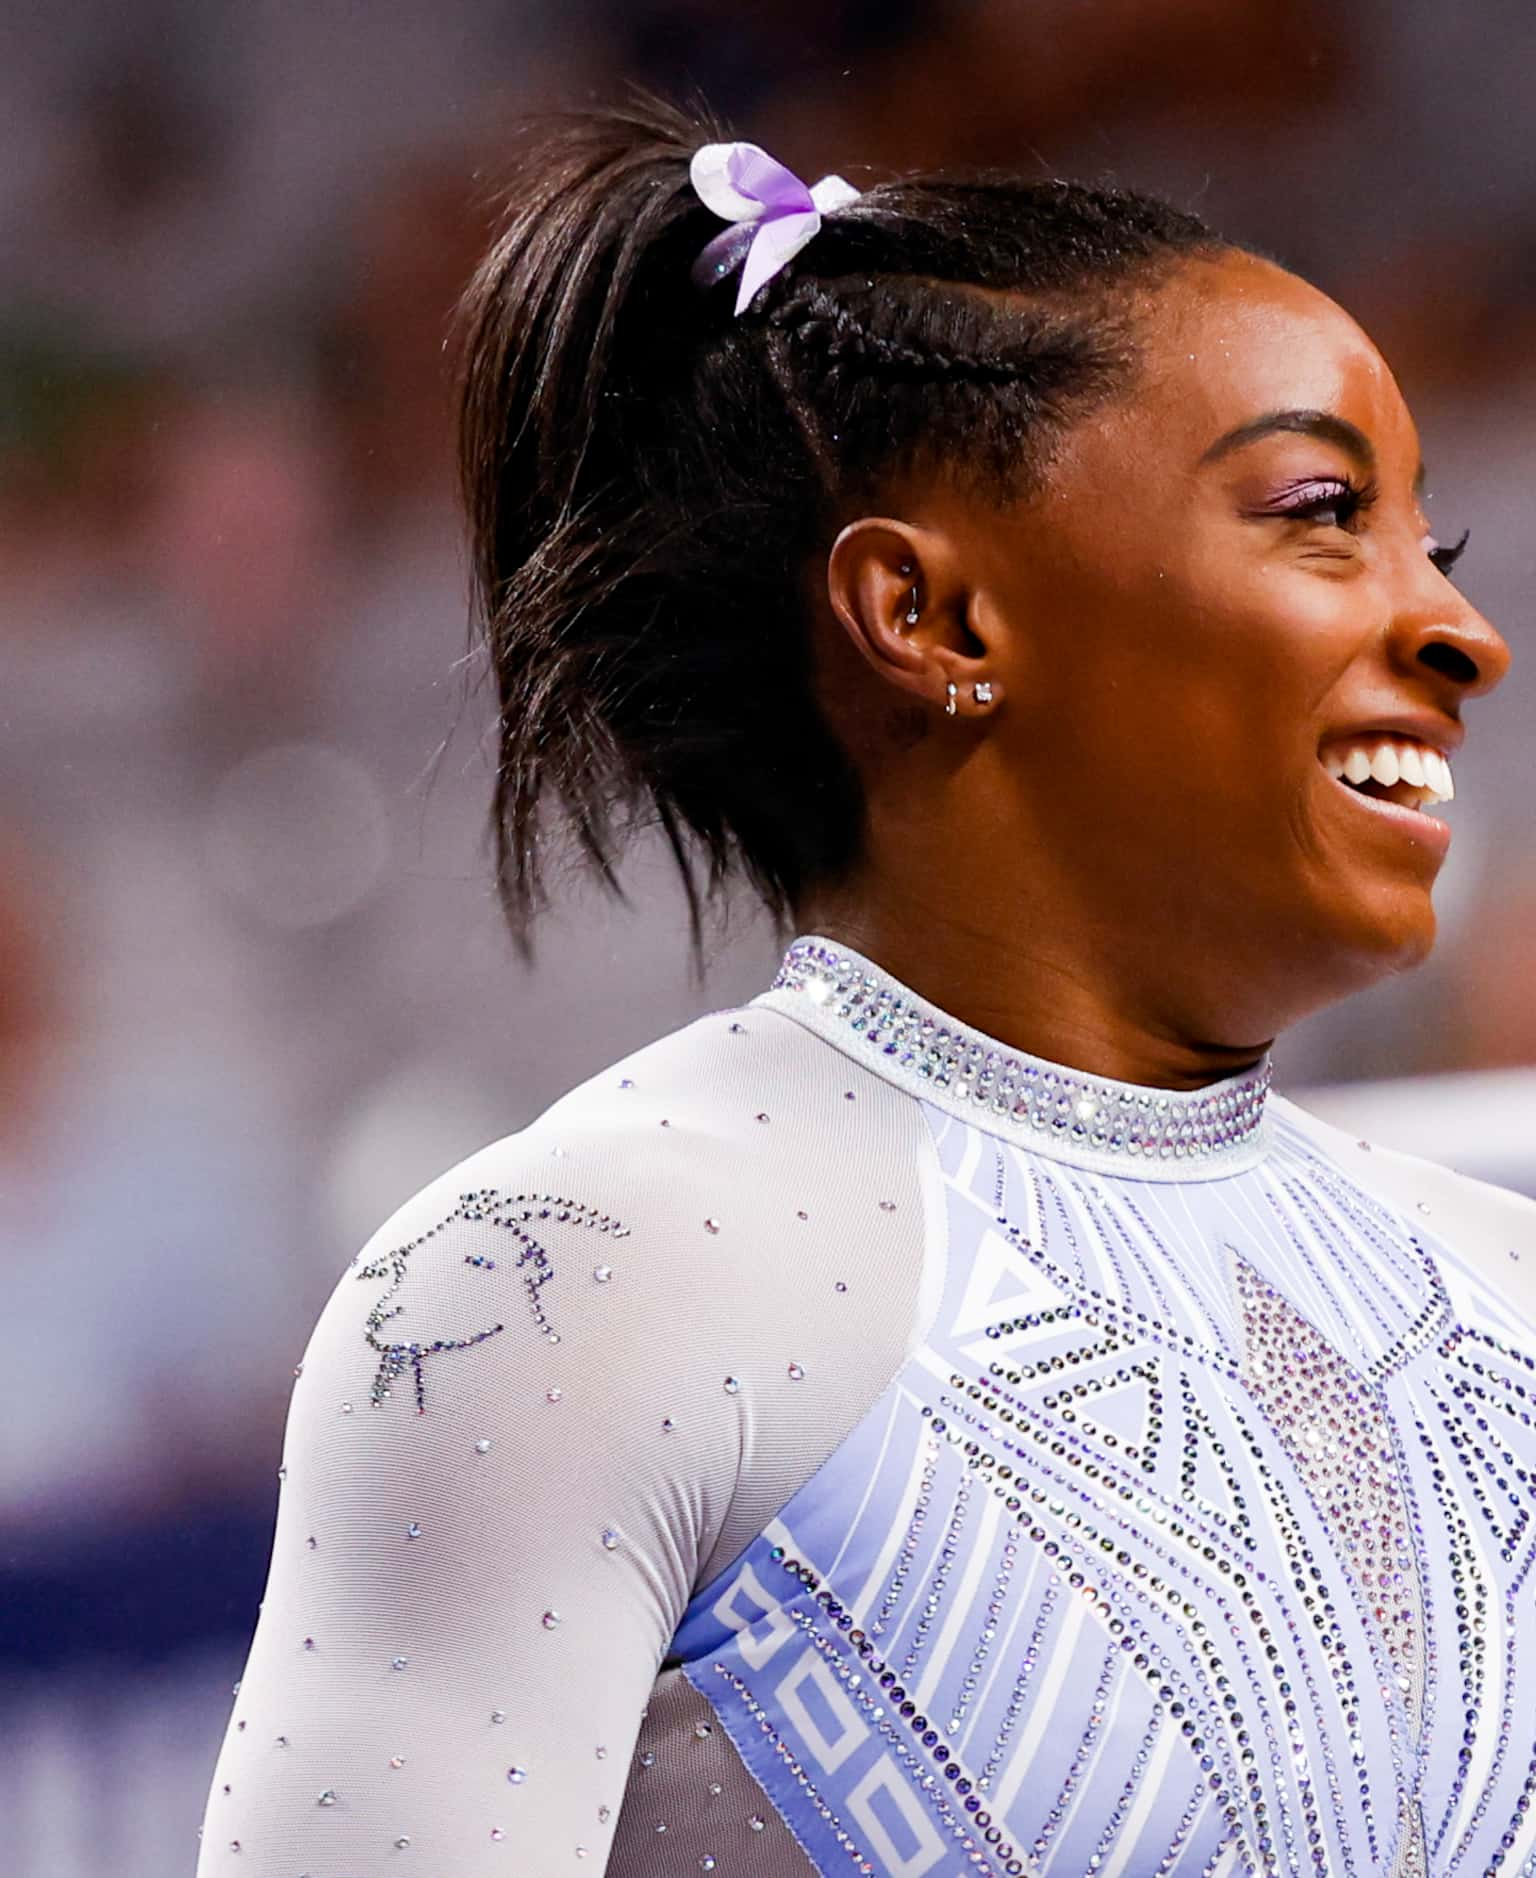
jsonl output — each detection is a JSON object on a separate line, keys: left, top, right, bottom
{"left": 688, "top": 141, "right": 860, "bottom": 316}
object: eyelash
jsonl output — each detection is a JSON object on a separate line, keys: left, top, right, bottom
{"left": 1278, "top": 475, "right": 1471, "bottom": 579}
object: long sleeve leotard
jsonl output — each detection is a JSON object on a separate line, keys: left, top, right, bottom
{"left": 196, "top": 934, "right": 1536, "bottom": 1876}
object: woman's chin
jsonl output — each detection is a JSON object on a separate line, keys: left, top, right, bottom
{"left": 1331, "top": 883, "right": 1439, "bottom": 983}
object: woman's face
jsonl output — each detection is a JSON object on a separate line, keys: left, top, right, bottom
{"left": 953, "top": 248, "right": 1511, "bottom": 1037}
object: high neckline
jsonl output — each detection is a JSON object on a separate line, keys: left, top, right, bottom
{"left": 752, "top": 933, "right": 1274, "bottom": 1179}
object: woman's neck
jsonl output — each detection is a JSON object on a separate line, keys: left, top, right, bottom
{"left": 794, "top": 900, "right": 1272, "bottom": 1094}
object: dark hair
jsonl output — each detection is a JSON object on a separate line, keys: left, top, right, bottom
{"left": 451, "top": 88, "right": 1230, "bottom": 966}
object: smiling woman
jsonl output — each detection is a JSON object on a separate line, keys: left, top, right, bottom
{"left": 801, "top": 245, "right": 1511, "bottom": 1058}
{"left": 197, "top": 92, "right": 1532, "bottom": 1878}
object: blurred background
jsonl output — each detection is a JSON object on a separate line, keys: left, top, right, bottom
{"left": 3, "top": 1, "right": 1535, "bottom": 1870}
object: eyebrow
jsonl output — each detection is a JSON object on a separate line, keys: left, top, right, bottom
{"left": 1198, "top": 407, "right": 1427, "bottom": 495}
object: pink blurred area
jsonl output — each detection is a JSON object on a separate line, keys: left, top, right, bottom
{"left": 2, "top": 3, "right": 1534, "bottom": 1869}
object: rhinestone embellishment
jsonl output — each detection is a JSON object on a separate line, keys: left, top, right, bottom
{"left": 770, "top": 939, "right": 1270, "bottom": 1163}
{"left": 357, "top": 1190, "right": 630, "bottom": 1412}
{"left": 1234, "top": 1253, "right": 1427, "bottom": 1724}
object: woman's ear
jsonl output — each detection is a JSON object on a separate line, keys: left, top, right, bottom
{"left": 824, "top": 516, "right": 998, "bottom": 716}
{"left": 825, "top": 517, "right": 943, "bottom": 706}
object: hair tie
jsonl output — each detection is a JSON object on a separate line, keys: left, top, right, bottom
{"left": 688, "top": 141, "right": 860, "bottom": 317}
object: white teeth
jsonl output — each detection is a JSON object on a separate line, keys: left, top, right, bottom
{"left": 1321, "top": 735, "right": 1456, "bottom": 808}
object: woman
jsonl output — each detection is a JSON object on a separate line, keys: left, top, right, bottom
{"left": 198, "top": 92, "right": 1532, "bottom": 1877}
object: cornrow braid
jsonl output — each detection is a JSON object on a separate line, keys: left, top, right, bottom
{"left": 450, "top": 88, "right": 1234, "bottom": 967}
{"left": 767, "top": 287, "right": 1045, "bottom": 386}
{"left": 756, "top": 271, "right": 1132, "bottom": 503}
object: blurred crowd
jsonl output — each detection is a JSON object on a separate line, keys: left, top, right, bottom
{"left": 3, "top": 1, "right": 1534, "bottom": 1869}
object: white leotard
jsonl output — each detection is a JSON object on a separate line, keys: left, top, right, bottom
{"left": 197, "top": 934, "right": 1536, "bottom": 1876}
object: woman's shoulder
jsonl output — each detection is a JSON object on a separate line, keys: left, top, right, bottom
{"left": 1270, "top": 1088, "right": 1536, "bottom": 1316}
{"left": 294, "top": 999, "right": 941, "bottom": 1579}
{"left": 388, "top": 996, "right": 934, "bottom": 1263}
{"left": 1272, "top": 1088, "right": 1536, "bottom": 1222}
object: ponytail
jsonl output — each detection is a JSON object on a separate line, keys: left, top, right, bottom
{"left": 450, "top": 87, "right": 1226, "bottom": 963}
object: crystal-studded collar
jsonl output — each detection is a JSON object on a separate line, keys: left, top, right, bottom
{"left": 753, "top": 935, "right": 1274, "bottom": 1180}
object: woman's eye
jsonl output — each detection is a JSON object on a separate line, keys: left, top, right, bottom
{"left": 1275, "top": 476, "right": 1374, "bottom": 531}
{"left": 1427, "top": 527, "right": 1470, "bottom": 580}
{"left": 1267, "top": 478, "right": 1469, "bottom": 581}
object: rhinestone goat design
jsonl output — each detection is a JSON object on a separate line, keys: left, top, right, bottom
{"left": 358, "top": 1188, "right": 630, "bottom": 1412}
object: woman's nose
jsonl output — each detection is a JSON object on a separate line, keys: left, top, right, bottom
{"left": 1391, "top": 585, "right": 1512, "bottom": 701}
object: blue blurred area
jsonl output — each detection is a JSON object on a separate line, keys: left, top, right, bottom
{"left": 5, "top": 2, "right": 1536, "bottom": 1870}
{"left": 2, "top": 1505, "right": 274, "bottom": 1670}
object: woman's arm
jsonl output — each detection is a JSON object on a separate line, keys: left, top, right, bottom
{"left": 194, "top": 1128, "right": 730, "bottom": 1875}
{"left": 194, "top": 1003, "right": 935, "bottom": 1875}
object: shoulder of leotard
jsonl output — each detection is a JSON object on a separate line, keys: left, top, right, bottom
{"left": 346, "top": 995, "right": 923, "bottom": 1275}
{"left": 529, "top": 995, "right": 840, "bottom": 1132}
{"left": 1269, "top": 1087, "right": 1536, "bottom": 1234}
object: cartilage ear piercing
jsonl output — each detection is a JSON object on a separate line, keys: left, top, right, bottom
{"left": 973, "top": 681, "right": 994, "bottom": 705}
{"left": 945, "top": 681, "right": 958, "bottom": 716}
{"left": 897, "top": 560, "right": 920, "bottom": 625}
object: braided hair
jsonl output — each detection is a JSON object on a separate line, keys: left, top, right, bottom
{"left": 451, "top": 89, "right": 1232, "bottom": 964}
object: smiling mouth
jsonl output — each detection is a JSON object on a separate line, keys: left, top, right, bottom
{"left": 1318, "top": 736, "right": 1455, "bottom": 819}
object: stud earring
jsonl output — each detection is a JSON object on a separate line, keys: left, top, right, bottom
{"left": 973, "top": 681, "right": 994, "bottom": 705}
{"left": 945, "top": 681, "right": 958, "bottom": 716}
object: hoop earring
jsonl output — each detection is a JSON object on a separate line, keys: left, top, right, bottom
{"left": 945, "top": 681, "right": 958, "bottom": 716}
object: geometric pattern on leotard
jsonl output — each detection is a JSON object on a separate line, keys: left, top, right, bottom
{"left": 1231, "top": 1251, "right": 1429, "bottom": 1731}
{"left": 673, "top": 1099, "right": 1536, "bottom": 1875}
